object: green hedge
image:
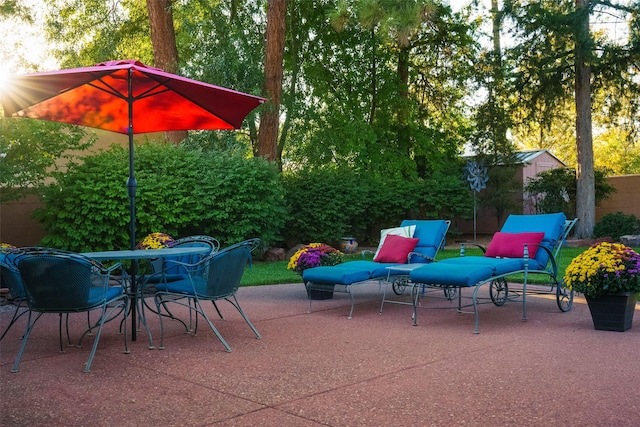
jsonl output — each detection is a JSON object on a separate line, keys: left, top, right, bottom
{"left": 33, "top": 143, "right": 471, "bottom": 252}
{"left": 281, "top": 167, "right": 470, "bottom": 247}
{"left": 35, "top": 143, "right": 285, "bottom": 252}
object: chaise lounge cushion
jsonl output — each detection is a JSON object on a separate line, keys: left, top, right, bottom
{"left": 303, "top": 220, "right": 450, "bottom": 287}
{"left": 303, "top": 261, "right": 382, "bottom": 285}
{"left": 484, "top": 232, "right": 545, "bottom": 259}
{"left": 373, "top": 235, "right": 419, "bottom": 264}
{"left": 499, "top": 212, "right": 566, "bottom": 268}
{"left": 410, "top": 263, "right": 495, "bottom": 287}
{"left": 437, "top": 257, "right": 524, "bottom": 275}
{"left": 400, "top": 219, "right": 450, "bottom": 263}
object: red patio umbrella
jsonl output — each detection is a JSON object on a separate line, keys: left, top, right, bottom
{"left": 2, "top": 60, "right": 265, "bottom": 342}
{"left": 1, "top": 59, "right": 265, "bottom": 250}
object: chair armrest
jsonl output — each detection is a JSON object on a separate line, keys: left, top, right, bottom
{"left": 105, "top": 262, "right": 123, "bottom": 274}
{"left": 458, "top": 242, "right": 487, "bottom": 257}
{"left": 92, "top": 262, "right": 124, "bottom": 288}
{"left": 137, "top": 257, "right": 196, "bottom": 289}
{"left": 528, "top": 244, "right": 557, "bottom": 276}
{"left": 407, "top": 251, "right": 435, "bottom": 263}
{"left": 464, "top": 242, "right": 487, "bottom": 253}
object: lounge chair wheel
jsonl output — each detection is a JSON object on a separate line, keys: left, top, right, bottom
{"left": 443, "top": 287, "right": 457, "bottom": 300}
{"left": 489, "top": 278, "right": 509, "bottom": 306}
{"left": 556, "top": 279, "right": 574, "bottom": 312}
{"left": 392, "top": 279, "right": 408, "bottom": 295}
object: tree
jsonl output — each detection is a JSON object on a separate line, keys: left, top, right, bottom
{"left": 257, "top": 0, "right": 286, "bottom": 163}
{"left": 45, "top": 0, "right": 153, "bottom": 68}
{"left": 283, "top": 1, "right": 475, "bottom": 177}
{"left": 172, "top": 0, "right": 265, "bottom": 153}
{"left": 503, "top": 0, "right": 640, "bottom": 238}
{"left": 524, "top": 167, "right": 615, "bottom": 218}
{"left": 146, "top": 0, "right": 186, "bottom": 144}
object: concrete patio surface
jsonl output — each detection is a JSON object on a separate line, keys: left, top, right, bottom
{"left": 1, "top": 282, "right": 639, "bottom": 426}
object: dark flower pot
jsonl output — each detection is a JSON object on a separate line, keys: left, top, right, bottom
{"left": 585, "top": 292, "right": 637, "bottom": 332}
{"left": 305, "top": 283, "right": 335, "bottom": 300}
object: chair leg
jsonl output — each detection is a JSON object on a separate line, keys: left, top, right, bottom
{"left": 86, "top": 311, "right": 92, "bottom": 335}
{"left": 83, "top": 306, "right": 107, "bottom": 373}
{"left": 0, "top": 302, "right": 28, "bottom": 341}
{"left": 212, "top": 301, "right": 224, "bottom": 319}
{"left": 155, "top": 294, "right": 232, "bottom": 352}
{"left": 225, "top": 296, "right": 261, "bottom": 340}
{"left": 83, "top": 297, "right": 129, "bottom": 373}
{"left": 58, "top": 314, "right": 68, "bottom": 352}
{"left": 194, "top": 298, "right": 232, "bottom": 352}
{"left": 11, "top": 311, "right": 38, "bottom": 373}
{"left": 78, "top": 303, "right": 130, "bottom": 349}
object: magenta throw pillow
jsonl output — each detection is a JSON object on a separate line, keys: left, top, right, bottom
{"left": 373, "top": 234, "right": 420, "bottom": 264}
{"left": 484, "top": 232, "right": 545, "bottom": 259}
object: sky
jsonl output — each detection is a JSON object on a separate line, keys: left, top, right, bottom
{"left": 0, "top": 0, "right": 57, "bottom": 94}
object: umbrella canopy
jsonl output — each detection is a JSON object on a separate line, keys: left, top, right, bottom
{"left": 2, "top": 59, "right": 265, "bottom": 133}
{"left": 1, "top": 60, "right": 266, "bottom": 249}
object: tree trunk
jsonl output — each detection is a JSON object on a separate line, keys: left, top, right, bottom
{"left": 396, "top": 45, "right": 410, "bottom": 157}
{"left": 574, "top": 0, "right": 595, "bottom": 238}
{"left": 146, "top": 0, "right": 186, "bottom": 144}
{"left": 491, "top": 0, "right": 502, "bottom": 65}
{"left": 257, "top": 0, "right": 286, "bottom": 162}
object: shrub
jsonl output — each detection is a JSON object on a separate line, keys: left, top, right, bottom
{"left": 282, "top": 167, "right": 369, "bottom": 245}
{"left": 524, "top": 167, "right": 616, "bottom": 217}
{"left": 34, "top": 143, "right": 285, "bottom": 252}
{"left": 281, "top": 166, "right": 470, "bottom": 246}
{"left": 593, "top": 212, "right": 640, "bottom": 241}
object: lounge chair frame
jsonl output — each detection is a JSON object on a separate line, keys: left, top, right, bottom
{"left": 408, "top": 214, "right": 578, "bottom": 333}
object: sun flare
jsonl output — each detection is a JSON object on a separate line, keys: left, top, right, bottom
{"left": 0, "top": 65, "right": 14, "bottom": 100}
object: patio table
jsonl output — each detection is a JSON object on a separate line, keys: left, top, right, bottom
{"left": 82, "top": 247, "right": 210, "bottom": 342}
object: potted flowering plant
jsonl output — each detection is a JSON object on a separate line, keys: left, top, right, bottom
{"left": 136, "top": 232, "right": 175, "bottom": 250}
{"left": 288, "top": 243, "right": 343, "bottom": 299}
{"left": 288, "top": 243, "right": 343, "bottom": 275}
{"left": 563, "top": 242, "right": 640, "bottom": 331}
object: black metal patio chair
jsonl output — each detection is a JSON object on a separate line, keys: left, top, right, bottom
{"left": 12, "top": 249, "right": 129, "bottom": 373}
{"left": 154, "top": 238, "right": 261, "bottom": 352}
{"left": 0, "top": 250, "right": 28, "bottom": 341}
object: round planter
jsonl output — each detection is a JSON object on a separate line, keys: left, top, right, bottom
{"left": 340, "top": 237, "right": 358, "bottom": 254}
{"left": 585, "top": 292, "right": 637, "bottom": 332}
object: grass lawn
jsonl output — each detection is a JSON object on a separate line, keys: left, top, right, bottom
{"left": 241, "top": 246, "right": 634, "bottom": 287}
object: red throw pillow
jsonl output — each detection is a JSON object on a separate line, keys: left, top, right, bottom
{"left": 373, "top": 234, "right": 420, "bottom": 264}
{"left": 484, "top": 232, "right": 545, "bottom": 258}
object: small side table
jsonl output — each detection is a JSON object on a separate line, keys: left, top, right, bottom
{"left": 379, "top": 264, "right": 426, "bottom": 314}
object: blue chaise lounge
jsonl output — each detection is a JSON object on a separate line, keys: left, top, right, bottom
{"left": 407, "top": 212, "right": 578, "bottom": 333}
{"left": 303, "top": 219, "right": 450, "bottom": 318}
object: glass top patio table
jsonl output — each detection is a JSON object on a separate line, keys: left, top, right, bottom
{"left": 82, "top": 247, "right": 210, "bottom": 342}
{"left": 82, "top": 246, "right": 209, "bottom": 261}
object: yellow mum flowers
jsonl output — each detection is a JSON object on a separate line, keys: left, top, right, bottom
{"left": 564, "top": 242, "right": 640, "bottom": 298}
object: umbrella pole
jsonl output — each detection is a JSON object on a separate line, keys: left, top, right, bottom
{"left": 127, "top": 130, "right": 138, "bottom": 342}
{"left": 127, "top": 70, "right": 138, "bottom": 341}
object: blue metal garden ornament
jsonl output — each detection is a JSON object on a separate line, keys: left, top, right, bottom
{"left": 465, "top": 161, "right": 489, "bottom": 241}
{"left": 465, "top": 161, "right": 489, "bottom": 193}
